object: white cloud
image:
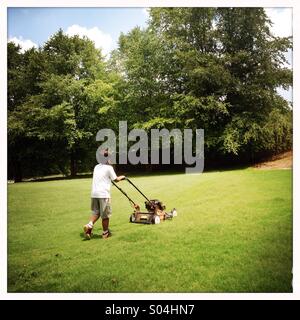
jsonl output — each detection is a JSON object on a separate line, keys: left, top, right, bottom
{"left": 65, "top": 24, "right": 113, "bottom": 57}
{"left": 142, "top": 8, "right": 150, "bottom": 19}
{"left": 265, "top": 8, "right": 292, "bottom": 38}
{"left": 8, "top": 36, "right": 38, "bottom": 53}
{"left": 277, "top": 87, "right": 293, "bottom": 104}
{"left": 265, "top": 8, "right": 293, "bottom": 103}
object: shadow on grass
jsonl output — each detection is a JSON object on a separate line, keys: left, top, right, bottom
{"left": 24, "top": 173, "right": 93, "bottom": 183}
{"left": 79, "top": 232, "right": 104, "bottom": 241}
{"left": 10, "top": 164, "right": 253, "bottom": 184}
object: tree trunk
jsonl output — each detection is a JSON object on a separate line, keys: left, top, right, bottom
{"left": 14, "top": 160, "right": 23, "bottom": 183}
{"left": 146, "top": 164, "right": 153, "bottom": 172}
{"left": 70, "top": 153, "right": 77, "bottom": 177}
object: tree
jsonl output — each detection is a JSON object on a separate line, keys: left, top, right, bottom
{"left": 216, "top": 8, "right": 292, "bottom": 157}
{"left": 8, "top": 9, "right": 293, "bottom": 180}
{"left": 8, "top": 43, "right": 47, "bottom": 181}
{"left": 113, "top": 27, "right": 172, "bottom": 129}
{"left": 147, "top": 8, "right": 292, "bottom": 160}
{"left": 8, "top": 30, "right": 117, "bottom": 180}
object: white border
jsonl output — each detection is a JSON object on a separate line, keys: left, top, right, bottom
{"left": 0, "top": 0, "right": 296, "bottom": 8}
{"left": 0, "top": 0, "right": 8, "bottom": 299}
{"left": 292, "top": 1, "right": 300, "bottom": 301}
{"left": 1, "top": 0, "right": 299, "bottom": 300}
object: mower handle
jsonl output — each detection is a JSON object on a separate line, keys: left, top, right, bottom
{"left": 112, "top": 180, "right": 136, "bottom": 207}
{"left": 125, "top": 177, "right": 152, "bottom": 203}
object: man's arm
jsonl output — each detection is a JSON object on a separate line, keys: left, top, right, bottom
{"left": 108, "top": 165, "right": 125, "bottom": 182}
{"left": 114, "top": 175, "right": 126, "bottom": 182}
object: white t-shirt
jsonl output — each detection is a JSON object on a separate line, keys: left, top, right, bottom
{"left": 91, "top": 164, "right": 117, "bottom": 198}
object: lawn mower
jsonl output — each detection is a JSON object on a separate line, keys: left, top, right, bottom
{"left": 112, "top": 177, "right": 177, "bottom": 224}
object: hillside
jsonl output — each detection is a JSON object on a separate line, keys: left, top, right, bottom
{"left": 254, "top": 151, "right": 292, "bottom": 170}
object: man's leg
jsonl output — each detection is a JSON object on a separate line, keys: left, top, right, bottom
{"left": 102, "top": 199, "right": 112, "bottom": 239}
{"left": 102, "top": 218, "right": 109, "bottom": 232}
{"left": 89, "top": 214, "right": 100, "bottom": 226}
{"left": 84, "top": 209, "right": 101, "bottom": 240}
{"left": 84, "top": 198, "right": 101, "bottom": 239}
{"left": 84, "top": 214, "right": 99, "bottom": 239}
{"left": 102, "top": 218, "right": 111, "bottom": 239}
{"left": 84, "top": 213, "right": 99, "bottom": 233}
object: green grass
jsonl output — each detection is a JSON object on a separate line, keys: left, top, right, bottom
{"left": 8, "top": 168, "right": 292, "bottom": 292}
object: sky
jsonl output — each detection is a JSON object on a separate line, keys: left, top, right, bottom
{"left": 7, "top": 7, "right": 292, "bottom": 102}
{"left": 8, "top": 8, "right": 149, "bottom": 55}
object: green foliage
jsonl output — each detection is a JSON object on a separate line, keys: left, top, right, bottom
{"left": 8, "top": 8, "right": 293, "bottom": 180}
{"left": 8, "top": 43, "right": 45, "bottom": 111}
{"left": 149, "top": 8, "right": 292, "bottom": 155}
{"left": 8, "top": 30, "right": 116, "bottom": 179}
{"left": 111, "top": 7, "right": 292, "bottom": 157}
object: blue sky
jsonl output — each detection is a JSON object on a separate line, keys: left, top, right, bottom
{"left": 8, "top": 8, "right": 149, "bottom": 54}
{"left": 7, "top": 7, "right": 292, "bottom": 102}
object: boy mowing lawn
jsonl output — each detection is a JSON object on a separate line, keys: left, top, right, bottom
{"left": 84, "top": 150, "right": 125, "bottom": 239}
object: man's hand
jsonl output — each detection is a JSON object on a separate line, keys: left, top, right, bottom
{"left": 114, "top": 175, "right": 126, "bottom": 182}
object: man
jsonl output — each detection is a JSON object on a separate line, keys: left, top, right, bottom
{"left": 84, "top": 150, "right": 125, "bottom": 239}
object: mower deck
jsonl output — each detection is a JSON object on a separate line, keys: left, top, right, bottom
{"left": 112, "top": 178, "right": 177, "bottom": 225}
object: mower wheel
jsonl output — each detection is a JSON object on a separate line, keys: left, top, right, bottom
{"left": 130, "top": 214, "right": 136, "bottom": 223}
{"left": 153, "top": 215, "right": 161, "bottom": 224}
{"left": 171, "top": 208, "right": 177, "bottom": 217}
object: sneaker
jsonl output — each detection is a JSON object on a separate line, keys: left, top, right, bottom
{"left": 102, "top": 229, "right": 112, "bottom": 239}
{"left": 83, "top": 224, "right": 93, "bottom": 240}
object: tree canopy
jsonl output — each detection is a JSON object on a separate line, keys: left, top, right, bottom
{"left": 8, "top": 8, "right": 292, "bottom": 181}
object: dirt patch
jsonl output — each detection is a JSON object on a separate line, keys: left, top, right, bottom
{"left": 253, "top": 151, "right": 292, "bottom": 170}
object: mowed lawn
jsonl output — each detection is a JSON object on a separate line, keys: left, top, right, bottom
{"left": 8, "top": 168, "right": 292, "bottom": 293}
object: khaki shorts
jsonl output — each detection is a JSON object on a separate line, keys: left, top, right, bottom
{"left": 91, "top": 198, "right": 112, "bottom": 219}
